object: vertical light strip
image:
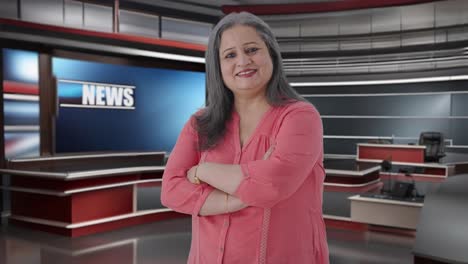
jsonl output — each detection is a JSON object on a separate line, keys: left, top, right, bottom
{"left": 113, "top": 0, "right": 119, "bottom": 33}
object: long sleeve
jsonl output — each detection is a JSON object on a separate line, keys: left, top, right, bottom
{"left": 161, "top": 116, "right": 214, "bottom": 215}
{"left": 234, "top": 105, "right": 323, "bottom": 208}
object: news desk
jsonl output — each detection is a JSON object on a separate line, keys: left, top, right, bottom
{"left": 346, "top": 143, "right": 468, "bottom": 230}
{"left": 318, "top": 143, "right": 468, "bottom": 232}
{"left": 357, "top": 143, "right": 468, "bottom": 178}
{"left": 322, "top": 158, "right": 383, "bottom": 222}
{"left": 0, "top": 152, "right": 180, "bottom": 237}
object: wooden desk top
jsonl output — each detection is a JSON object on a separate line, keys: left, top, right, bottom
{"left": 1, "top": 151, "right": 167, "bottom": 180}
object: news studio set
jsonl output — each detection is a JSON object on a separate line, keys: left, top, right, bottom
{"left": 2, "top": 1, "right": 468, "bottom": 264}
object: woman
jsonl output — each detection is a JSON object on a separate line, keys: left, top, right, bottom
{"left": 161, "top": 12, "right": 329, "bottom": 264}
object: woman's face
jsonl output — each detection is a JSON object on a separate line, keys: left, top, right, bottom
{"left": 219, "top": 25, "right": 273, "bottom": 98}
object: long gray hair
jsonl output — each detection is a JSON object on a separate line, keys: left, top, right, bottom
{"left": 195, "top": 12, "right": 305, "bottom": 150}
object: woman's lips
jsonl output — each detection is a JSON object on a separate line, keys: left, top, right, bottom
{"left": 236, "top": 69, "right": 257, "bottom": 78}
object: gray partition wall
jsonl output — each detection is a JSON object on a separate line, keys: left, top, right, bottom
{"left": 294, "top": 80, "right": 468, "bottom": 155}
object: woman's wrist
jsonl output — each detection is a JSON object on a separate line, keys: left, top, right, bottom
{"left": 196, "top": 163, "right": 207, "bottom": 182}
{"left": 193, "top": 165, "right": 201, "bottom": 184}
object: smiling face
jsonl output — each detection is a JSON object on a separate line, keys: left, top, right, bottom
{"left": 219, "top": 25, "right": 273, "bottom": 98}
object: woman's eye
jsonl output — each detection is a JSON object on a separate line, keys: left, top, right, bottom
{"left": 225, "top": 53, "right": 236, "bottom": 59}
{"left": 246, "top": 47, "right": 259, "bottom": 54}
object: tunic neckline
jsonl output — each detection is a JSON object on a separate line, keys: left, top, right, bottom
{"left": 232, "top": 106, "right": 275, "bottom": 152}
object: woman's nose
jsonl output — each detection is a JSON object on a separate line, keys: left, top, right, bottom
{"left": 236, "top": 53, "right": 252, "bottom": 66}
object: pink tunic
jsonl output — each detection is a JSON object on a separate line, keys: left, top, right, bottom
{"left": 162, "top": 101, "right": 329, "bottom": 264}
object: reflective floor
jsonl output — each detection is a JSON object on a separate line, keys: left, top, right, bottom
{"left": 0, "top": 217, "right": 414, "bottom": 264}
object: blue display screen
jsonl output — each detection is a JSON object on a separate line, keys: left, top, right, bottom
{"left": 52, "top": 57, "right": 205, "bottom": 153}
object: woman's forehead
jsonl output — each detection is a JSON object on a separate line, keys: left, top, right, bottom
{"left": 219, "top": 25, "right": 264, "bottom": 48}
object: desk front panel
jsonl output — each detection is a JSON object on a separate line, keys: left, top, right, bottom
{"left": 350, "top": 196, "right": 422, "bottom": 229}
{"left": 359, "top": 145, "right": 425, "bottom": 163}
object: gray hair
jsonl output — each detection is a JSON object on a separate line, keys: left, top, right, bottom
{"left": 195, "top": 12, "right": 305, "bottom": 150}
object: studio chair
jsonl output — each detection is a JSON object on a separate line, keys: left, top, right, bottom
{"left": 419, "top": 132, "right": 446, "bottom": 162}
{"left": 380, "top": 158, "right": 393, "bottom": 195}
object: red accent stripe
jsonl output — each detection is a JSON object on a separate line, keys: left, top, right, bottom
{"left": 11, "top": 192, "right": 72, "bottom": 222}
{"left": 0, "top": 18, "right": 206, "bottom": 52}
{"left": 325, "top": 170, "right": 380, "bottom": 185}
{"left": 3, "top": 81, "right": 39, "bottom": 95}
{"left": 71, "top": 186, "right": 133, "bottom": 223}
{"left": 222, "top": 0, "right": 442, "bottom": 15}
{"left": 358, "top": 145, "right": 425, "bottom": 163}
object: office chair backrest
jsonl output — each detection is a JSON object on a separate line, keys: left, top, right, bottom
{"left": 391, "top": 181, "right": 415, "bottom": 198}
{"left": 381, "top": 159, "right": 392, "bottom": 171}
{"left": 419, "top": 132, "right": 446, "bottom": 162}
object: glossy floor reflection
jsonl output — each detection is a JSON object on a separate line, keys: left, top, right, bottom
{"left": 0, "top": 217, "right": 414, "bottom": 264}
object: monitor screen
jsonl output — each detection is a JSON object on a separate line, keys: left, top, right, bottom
{"left": 52, "top": 57, "right": 205, "bottom": 153}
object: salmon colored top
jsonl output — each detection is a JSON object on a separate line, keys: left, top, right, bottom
{"left": 162, "top": 101, "right": 329, "bottom": 264}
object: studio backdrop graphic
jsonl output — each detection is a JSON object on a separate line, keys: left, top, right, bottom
{"left": 2, "top": 48, "right": 40, "bottom": 159}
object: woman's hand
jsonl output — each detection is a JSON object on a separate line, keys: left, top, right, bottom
{"left": 186, "top": 165, "right": 201, "bottom": 184}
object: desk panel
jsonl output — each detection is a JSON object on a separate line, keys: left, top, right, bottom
{"left": 349, "top": 195, "right": 422, "bottom": 229}
{"left": 358, "top": 143, "right": 425, "bottom": 163}
{"left": 324, "top": 158, "right": 381, "bottom": 186}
